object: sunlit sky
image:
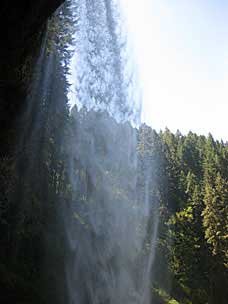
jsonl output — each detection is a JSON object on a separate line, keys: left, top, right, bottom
{"left": 121, "top": 0, "right": 228, "bottom": 141}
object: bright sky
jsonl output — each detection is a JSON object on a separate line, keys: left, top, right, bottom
{"left": 121, "top": 0, "right": 228, "bottom": 141}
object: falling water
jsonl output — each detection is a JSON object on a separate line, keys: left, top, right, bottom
{"left": 14, "top": 0, "right": 160, "bottom": 303}
{"left": 68, "top": 0, "right": 141, "bottom": 123}
{"left": 63, "top": 0, "right": 159, "bottom": 303}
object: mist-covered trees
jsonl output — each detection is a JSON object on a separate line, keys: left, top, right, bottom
{"left": 0, "top": 1, "right": 75, "bottom": 302}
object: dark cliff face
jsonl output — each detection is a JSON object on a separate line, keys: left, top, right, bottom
{"left": 0, "top": 0, "right": 64, "bottom": 154}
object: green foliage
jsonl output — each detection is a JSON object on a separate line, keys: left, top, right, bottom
{"left": 203, "top": 173, "right": 228, "bottom": 266}
{"left": 152, "top": 131, "right": 228, "bottom": 304}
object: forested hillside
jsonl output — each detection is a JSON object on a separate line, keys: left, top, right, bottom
{"left": 137, "top": 125, "right": 228, "bottom": 303}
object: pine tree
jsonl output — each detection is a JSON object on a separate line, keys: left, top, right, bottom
{"left": 202, "top": 173, "right": 228, "bottom": 266}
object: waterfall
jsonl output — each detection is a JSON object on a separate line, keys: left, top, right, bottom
{"left": 63, "top": 1, "right": 159, "bottom": 303}
{"left": 13, "top": 0, "right": 159, "bottom": 303}
{"left": 68, "top": 0, "right": 141, "bottom": 124}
